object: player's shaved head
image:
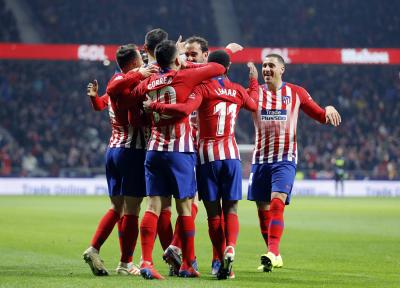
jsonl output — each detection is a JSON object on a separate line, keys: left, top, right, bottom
{"left": 116, "top": 44, "right": 139, "bottom": 70}
{"left": 145, "top": 28, "right": 168, "bottom": 54}
{"left": 208, "top": 50, "right": 230, "bottom": 69}
{"left": 186, "top": 36, "right": 208, "bottom": 52}
{"left": 266, "top": 53, "right": 285, "bottom": 66}
{"left": 155, "top": 40, "right": 177, "bottom": 68}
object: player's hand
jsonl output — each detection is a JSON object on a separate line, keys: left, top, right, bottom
{"left": 87, "top": 80, "right": 98, "bottom": 97}
{"left": 225, "top": 43, "right": 243, "bottom": 54}
{"left": 325, "top": 106, "right": 341, "bottom": 127}
{"left": 138, "top": 65, "right": 159, "bottom": 78}
{"left": 247, "top": 62, "right": 258, "bottom": 80}
{"left": 176, "top": 35, "right": 186, "bottom": 55}
{"left": 143, "top": 95, "right": 153, "bottom": 112}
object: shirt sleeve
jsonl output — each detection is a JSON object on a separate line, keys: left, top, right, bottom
{"left": 106, "top": 71, "right": 143, "bottom": 98}
{"left": 115, "top": 80, "right": 147, "bottom": 110}
{"left": 184, "top": 62, "right": 226, "bottom": 87}
{"left": 150, "top": 85, "right": 203, "bottom": 117}
{"left": 238, "top": 83, "right": 258, "bottom": 112}
{"left": 89, "top": 93, "right": 109, "bottom": 111}
{"left": 298, "top": 87, "right": 326, "bottom": 123}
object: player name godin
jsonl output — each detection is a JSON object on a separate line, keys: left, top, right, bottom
{"left": 147, "top": 76, "right": 172, "bottom": 89}
{"left": 214, "top": 88, "right": 237, "bottom": 97}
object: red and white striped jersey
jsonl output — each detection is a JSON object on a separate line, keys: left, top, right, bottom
{"left": 252, "top": 82, "right": 326, "bottom": 164}
{"left": 131, "top": 63, "right": 226, "bottom": 152}
{"left": 195, "top": 76, "right": 258, "bottom": 164}
{"left": 90, "top": 71, "right": 148, "bottom": 149}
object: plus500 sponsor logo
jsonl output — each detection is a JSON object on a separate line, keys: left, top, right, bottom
{"left": 78, "top": 45, "right": 107, "bottom": 61}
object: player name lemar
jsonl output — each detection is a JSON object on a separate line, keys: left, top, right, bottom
{"left": 147, "top": 76, "right": 173, "bottom": 90}
{"left": 214, "top": 88, "right": 237, "bottom": 97}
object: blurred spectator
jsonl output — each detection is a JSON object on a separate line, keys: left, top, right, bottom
{"left": 0, "top": 0, "right": 20, "bottom": 42}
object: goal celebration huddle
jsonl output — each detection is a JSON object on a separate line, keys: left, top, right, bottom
{"left": 83, "top": 28, "right": 341, "bottom": 280}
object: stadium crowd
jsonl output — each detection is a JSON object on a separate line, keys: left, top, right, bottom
{"left": 0, "top": 60, "right": 398, "bottom": 180}
{"left": 25, "top": 0, "right": 218, "bottom": 45}
{"left": 0, "top": 1, "right": 399, "bottom": 180}
{"left": 233, "top": 0, "right": 400, "bottom": 47}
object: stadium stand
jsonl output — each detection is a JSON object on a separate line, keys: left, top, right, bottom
{"left": 232, "top": 0, "right": 400, "bottom": 47}
{"left": 0, "top": 0, "right": 399, "bottom": 179}
{"left": 25, "top": 0, "right": 218, "bottom": 45}
{"left": 0, "top": 0, "right": 20, "bottom": 42}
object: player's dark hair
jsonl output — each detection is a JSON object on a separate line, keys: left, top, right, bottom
{"left": 186, "top": 36, "right": 209, "bottom": 52}
{"left": 266, "top": 53, "right": 285, "bottom": 65}
{"left": 208, "top": 50, "right": 230, "bottom": 69}
{"left": 116, "top": 44, "right": 139, "bottom": 70}
{"left": 155, "top": 40, "right": 177, "bottom": 68}
{"left": 145, "top": 28, "right": 168, "bottom": 53}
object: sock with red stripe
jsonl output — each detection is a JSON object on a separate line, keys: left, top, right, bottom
{"left": 157, "top": 209, "right": 173, "bottom": 251}
{"left": 178, "top": 215, "right": 196, "bottom": 266}
{"left": 257, "top": 209, "right": 271, "bottom": 250}
{"left": 268, "top": 198, "right": 285, "bottom": 255}
{"left": 225, "top": 213, "right": 239, "bottom": 247}
{"left": 208, "top": 216, "right": 225, "bottom": 261}
{"left": 140, "top": 211, "right": 158, "bottom": 263}
{"left": 120, "top": 214, "right": 139, "bottom": 263}
{"left": 91, "top": 209, "right": 120, "bottom": 251}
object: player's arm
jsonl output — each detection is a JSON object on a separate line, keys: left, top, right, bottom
{"left": 299, "top": 87, "right": 341, "bottom": 126}
{"left": 143, "top": 86, "right": 203, "bottom": 118}
{"left": 239, "top": 85, "right": 258, "bottom": 112}
{"left": 185, "top": 62, "right": 226, "bottom": 87}
{"left": 87, "top": 80, "right": 109, "bottom": 111}
{"left": 247, "top": 62, "right": 259, "bottom": 102}
{"left": 106, "top": 65, "right": 158, "bottom": 97}
{"left": 115, "top": 81, "right": 146, "bottom": 110}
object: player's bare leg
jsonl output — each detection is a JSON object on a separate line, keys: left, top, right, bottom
{"left": 83, "top": 196, "right": 124, "bottom": 276}
{"left": 175, "top": 198, "right": 199, "bottom": 278}
{"left": 116, "top": 196, "right": 143, "bottom": 276}
{"left": 139, "top": 196, "right": 165, "bottom": 280}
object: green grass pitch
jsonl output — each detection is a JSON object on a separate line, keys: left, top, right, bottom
{"left": 0, "top": 196, "right": 399, "bottom": 287}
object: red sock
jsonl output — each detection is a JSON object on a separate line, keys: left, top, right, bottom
{"left": 140, "top": 211, "right": 158, "bottom": 263}
{"left": 120, "top": 215, "right": 139, "bottom": 263}
{"left": 268, "top": 198, "right": 285, "bottom": 255}
{"left": 208, "top": 216, "right": 225, "bottom": 261}
{"left": 170, "top": 220, "right": 182, "bottom": 249}
{"left": 178, "top": 215, "right": 196, "bottom": 266}
{"left": 225, "top": 213, "right": 239, "bottom": 247}
{"left": 258, "top": 209, "right": 271, "bottom": 250}
{"left": 91, "top": 209, "right": 120, "bottom": 251}
{"left": 117, "top": 217, "right": 124, "bottom": 255}
{"left": 191, "top": 203, "right": 198, "bottom": 220}
{"left": 157, "top": 209, "right": 172, "bottom": 250}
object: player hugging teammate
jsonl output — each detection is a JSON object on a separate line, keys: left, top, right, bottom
{"left": 83, "top": 29, "right": 341, "bottom": 280}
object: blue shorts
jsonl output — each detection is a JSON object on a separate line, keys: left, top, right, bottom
{"left": 145, "top": 151, "right": 197, "bottom": 199}
{"left": 247, "top": 161, "right": 296, "bottom": 205}
{"left": 105, "top": 148, "right": 146, "bottom": 198}
{"left": 197, "top": 159, "right": 242, "bottom": 202}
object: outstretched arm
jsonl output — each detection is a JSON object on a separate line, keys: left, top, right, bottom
{"left": 143, "top": 87, "right": 203, "bottom": 118}
{"left": 299, "top": 87, "right": 341, "bottom": 126}
{"left": 106, "top": 65, "right": 158, "bottom": 97}
{"left": 87, "top": 80, "right": 109, "bottom": 111}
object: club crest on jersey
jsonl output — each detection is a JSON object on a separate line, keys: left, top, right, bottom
{"left": 261, "top": 109, "right": 287, "bottom": 121}
{"left": 282, "top": 95, "right": 291, "bottom": 105}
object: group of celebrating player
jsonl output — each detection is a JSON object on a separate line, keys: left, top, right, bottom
{"left": 82, "top": 28, "right": 341, "bottom": 281}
